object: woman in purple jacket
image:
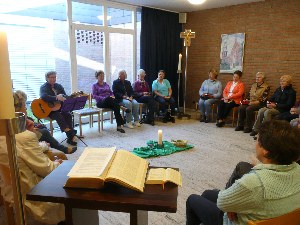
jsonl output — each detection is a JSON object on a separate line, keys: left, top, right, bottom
{"left": 92, "top": 70, "right": 130, "bottom": 133}
{"left": 133, "top": 69, "right": 158, "bottom": 125}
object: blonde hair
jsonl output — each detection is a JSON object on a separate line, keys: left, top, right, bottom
{"left": 13, "top": 90, "right": 27, "bottom": 112}
{"left": 280, "top": 75, "right": 293, "bottom": 84}
{"left": 209, "top": 69, "right": 218, "bottom": 79}
{"left": 256, "top": 72, "right": 266, "bottom": 81}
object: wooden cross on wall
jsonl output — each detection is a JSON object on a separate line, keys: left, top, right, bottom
{"left": 180, "top": 29, "right": 195, "bottom": 47}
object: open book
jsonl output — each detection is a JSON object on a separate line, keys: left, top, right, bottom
{"left": 145, "top": 168, "right": 182, "bottom": 188}
{"left": 64, "top": 147, "right": 149, "bottom": 192}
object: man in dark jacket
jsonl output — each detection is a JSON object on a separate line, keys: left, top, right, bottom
{"left": 40, "top": 71, "right": 77, "bottom": 145}
{"left": 112, "top": 70, "right": 140, "bottom": 129}
{"left": 250, "top": 75, "right": 296, "bottom": 136}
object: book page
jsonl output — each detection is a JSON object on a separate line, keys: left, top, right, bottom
{"left": 67, "top": 147, "right": 116, "bottom": 178}
{"left": 106, "top": 150, "right": 149, "bottom": 192}
{"left": 166, "top": 168, "right": 182, "bottom": 186}
{"left": 145, "top": 168, "right": 166, "bottom": 184}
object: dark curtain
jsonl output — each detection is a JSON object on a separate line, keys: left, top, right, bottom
{"left": 140, "top": 7, "right": 182, "bottom": 106}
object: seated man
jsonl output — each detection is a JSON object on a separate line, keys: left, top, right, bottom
{"left": 186, "top": 120, "right": 300, "bottom": 225}
{"left": 40, "top": 71, "right": 77, "bottom": 145}
{"left": 152, "top": 70, "right": 176, "bottom": 117}
{"left": 112, "top": 69, "right": 140, "bottom": 129}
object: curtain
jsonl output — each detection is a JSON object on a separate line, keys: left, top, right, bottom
{"left": 140, "top": 7, "right": 182, "bottom": 105}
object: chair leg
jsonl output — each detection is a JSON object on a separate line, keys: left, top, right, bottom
{"left": 79, "top": 115, "right": 83, "bottom": 137}
{"left": 97, "top": 112, "right": 100, "bottom": 133}
{"left": 100, "top": 109, "right": 104, "bottom": 132}
{"left": 139, "top": 104, "right": 143, "bottom": 121}
{"left": 50, "top": 120, "right": 53, "bottom": 136}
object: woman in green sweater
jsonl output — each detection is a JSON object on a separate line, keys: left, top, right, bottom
{"left": 186, "top": 120, "right": 300, "bottom": 225}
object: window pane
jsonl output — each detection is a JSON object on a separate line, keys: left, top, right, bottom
{"left": 109, "top": 33, "right": 133, "bottom": 83}
{"left": 72, "top": 1, "right": 103, "bottom": 25}
{"left": 136, "top": 9, "right": 141, "bottom": 71}
{"left": 0, "top": 1, "right": 70, "bottom": 101}
{"left": 76, "top": 29, "right": 104, "bottom": 94}
{"left": 108, "top": 7, "right": 133, "bottom": 29}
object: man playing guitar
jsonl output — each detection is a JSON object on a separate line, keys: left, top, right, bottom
{"left": 40, "top": 71, "right": 77, "bottom": 145}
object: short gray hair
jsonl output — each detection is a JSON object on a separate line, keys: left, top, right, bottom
{"left": 256, "top": 72, "right": 266, "bottom": 81}
{"left": 13, "top": 90, "right": 27, "bottom": 112}
{"left": 138, "top": 69, "right": 145, "bottom": 76}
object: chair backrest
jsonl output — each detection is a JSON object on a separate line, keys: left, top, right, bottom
{"left": 0, "top": 164, "right": 12, "bottom": 186}
{"left": 248, "top": 208, "right": 300, "bottom": 225}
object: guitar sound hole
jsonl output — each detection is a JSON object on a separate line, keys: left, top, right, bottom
{"left": 39, "top": 103, "right": 46, "bottom": 113}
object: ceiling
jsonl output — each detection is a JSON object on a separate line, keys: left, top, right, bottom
{"left": 108, "top": 0, "right": 264, "bottom": 12}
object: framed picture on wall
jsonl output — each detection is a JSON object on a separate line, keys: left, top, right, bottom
{"left": 219, "top": 33, "right": 245, "bottom": 73}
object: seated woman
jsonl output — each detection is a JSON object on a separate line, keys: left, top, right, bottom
{"left": 0, "top": 91, "right": 99, "bottom": 225}
{"left": 186, "top": 120, "right": 300, "bottom": 225}
{"left": 133, "top": 69, "right": 158, "bottom": 126}
{"left": 15, "top": 90, "right": 75, "bottom": 158}
{"left": 250, "top": 75, "right": 296, "bottom": 136}
{"left": 235, "top": 72, "right": 270, "bottom": 133}
{"left": 152, "top": 70, "right": 176, "bottom": 116}
{"left": 92, "top": 70, "right": 128, "bottom": 133}
{"left": 112, "top": 70, "right": 140, "bottom": 129}
{"left": 216, "top": 70, "right": 245, "bottom": 127}
{"left": 198, "top": 69, "right": 222, "bottom": 123}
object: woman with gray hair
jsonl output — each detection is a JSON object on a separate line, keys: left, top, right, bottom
{"left": 250, "top": 74, "right": 296, "bottom": 136}
{"left": 133, "top": 69, "right": 157, "bottom": 126}
{"left": 235, "top": 72, "right": 270, "bottom": 133}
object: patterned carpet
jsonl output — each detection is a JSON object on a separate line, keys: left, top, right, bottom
{"left": 1, "top": 116, "right": 256, "bottom": 225}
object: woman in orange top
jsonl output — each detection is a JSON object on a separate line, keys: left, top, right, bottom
{"left": 216, "top": 70, "right": 245, "bottom": 127}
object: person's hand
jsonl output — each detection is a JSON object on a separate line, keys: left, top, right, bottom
{"left": 290, "top": 107, "right": 297, "bottom": 114}
{"left": 227, "top": 212, "right": 237, "bottom": 221}
{"left": 164, "top": 96, "right": 170, "bottom": 100}
{"left": 110, "top": 95, "right": 115, "bottom": 99}
{"left": 56, "top": 94, "right": 66, "bottom": 101}
{"left": 128, "top": 96, "right": 133, "bottom": 101}
{"left": 55, "top": 158, "right": 63, "bottom": 164}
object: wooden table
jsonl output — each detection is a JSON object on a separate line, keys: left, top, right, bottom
{"left": 26, "top": 161, "right": 178, "bottom": 225}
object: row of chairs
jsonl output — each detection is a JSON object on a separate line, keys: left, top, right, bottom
{"left": 195, "top": 102, "right": 258, "bottom": 127}
{"left": 42, "top": 94, "right": 144, "bottom": 137}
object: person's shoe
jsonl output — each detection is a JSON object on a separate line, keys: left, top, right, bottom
{"left": 144, "top": 119, "right": 155, "bottom": 126}
{"left": 67, "top": 146, "right": 77, "bottom": 154}
{"left": 216, "top": 121, "right": 225, "bottom": 127}
{"left": 72, "top": 129, "right": 77, "bottom": 135}
{"left": 200, "top": 116, "right": 206, "bottom": 122}
{"left": 243, "top": 127, "right": 252, "bottom": 133}
{"left": 124, "top": 123, "right": 134, "bottom": 129}
{"left": 66, "top": 130, "right": 77, "bottom": 146}
{"left": 235, "top": 126, "right": 244, "bottom": 131}
{"left": 117, "top": 127, "right": 125, "bottom": 133}
{"left": 250, "top": 131, "right": 258, "bottom": 136}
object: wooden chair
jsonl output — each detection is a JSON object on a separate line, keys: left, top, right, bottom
{"left": 72, "top": 94, "right": 100, "bottom": 137}
{"left": 231, "top": 106, "right": 239, "bottom": 127}
{"left": 248, "top": 208, "right": 300, "bottom": 225}
{"left": 195, "top": 102, "right": 217, "bottom": 121}
{"left": 0, "top": 165, "right": 16, "bottom": 225}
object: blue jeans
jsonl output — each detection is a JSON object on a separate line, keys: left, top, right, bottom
{"left": 186, "top": 190, "right": 223, "bottom": 225}
{"left": 120, "top": 99, "right": 140, "bottom": 123}
{"left": 198, "top": 98, "right": 218, "bottom": 118}
{"left": 155, "top": 96, "right": 176, "bottom": 115}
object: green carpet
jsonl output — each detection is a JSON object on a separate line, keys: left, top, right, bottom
{"left": 133, "top": 140, "right": 194, "bottom": 158}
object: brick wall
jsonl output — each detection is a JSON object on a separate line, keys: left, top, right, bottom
{"left": 183, "top": 0, "right": 300, "bottom": 107}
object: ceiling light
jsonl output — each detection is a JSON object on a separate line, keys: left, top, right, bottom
{"left": 188, "top": 0, "right": 206, "bottom": 5}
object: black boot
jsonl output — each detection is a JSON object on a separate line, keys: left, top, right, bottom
{"left": 66, "top": 130, "right": 77, "bottom": 146}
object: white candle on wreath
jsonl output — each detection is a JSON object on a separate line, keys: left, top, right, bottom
{"left": 178, "top": 53, "right": 182, "bottom": 71}
{"left": 0, "top": 31, "right": 15, "bottom": 119}
{"left": 158, "top": 130, "right": 163, "bottom": 145}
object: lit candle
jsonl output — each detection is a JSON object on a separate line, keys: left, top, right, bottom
{"left": 0, "top": 31, "right": 15, "bottom": 119}
{"left": 178, "top": 53, "right": 182, "bottom": 71}
{"left": 158, "top": 129, "right": 162, "bottom": 145}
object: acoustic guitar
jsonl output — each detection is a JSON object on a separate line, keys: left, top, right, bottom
{"left": 31, "top": 99, "right": 61, "bottom": 119}
{"left": 31, "top": 91, "right": 85, "bottom": 119}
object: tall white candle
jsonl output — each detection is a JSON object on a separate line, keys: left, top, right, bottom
{"left": 0, "top": 31, "right": 15, "bottom": 119}
{"left": 178, "top": 53, "right": 182, "bottom": 71}
{"left": 158, "top": 129, "right": 162, "bottom": 145}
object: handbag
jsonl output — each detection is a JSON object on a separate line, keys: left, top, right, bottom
{"left": 241, "top": 99, "right": 250, "bottom": 105}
